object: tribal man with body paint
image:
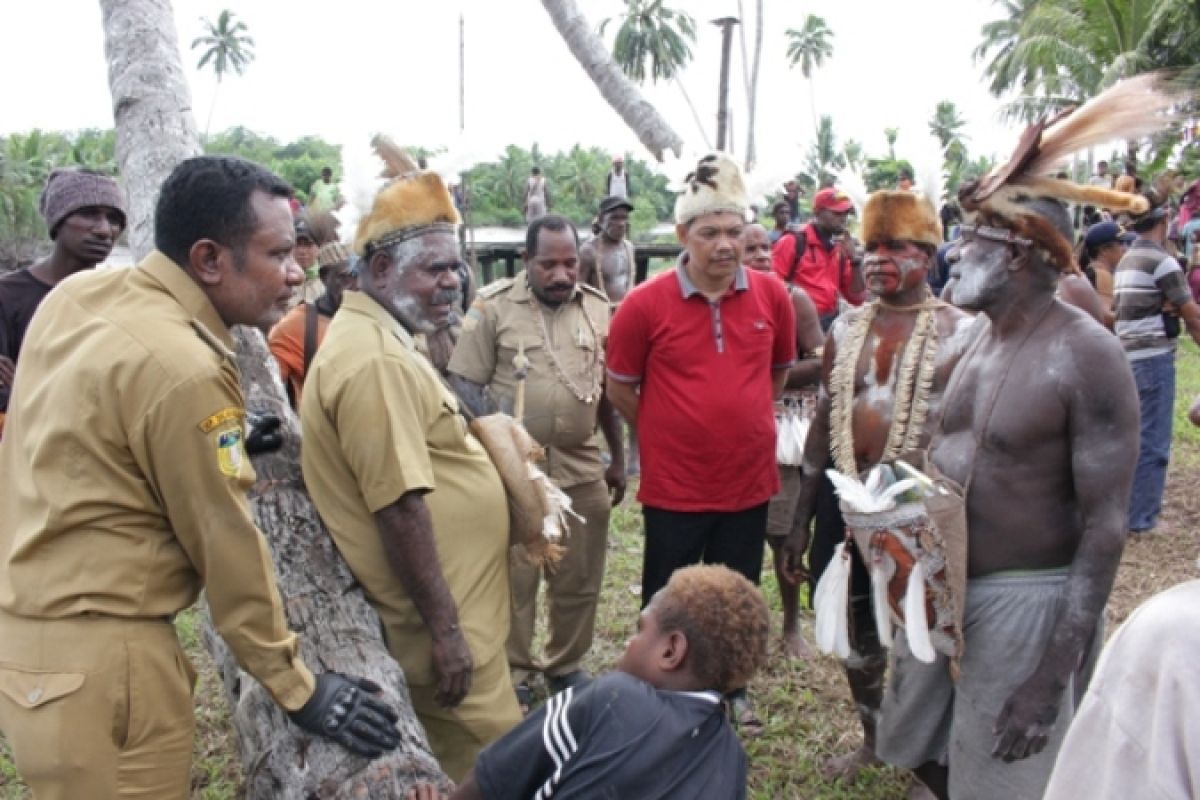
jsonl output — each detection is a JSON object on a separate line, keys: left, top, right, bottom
{"left": 780, "top": 187, "right": 972, "bottom": 796}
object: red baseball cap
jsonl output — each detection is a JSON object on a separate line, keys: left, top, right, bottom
{"left": 813, "top": 187, "right": 854, "bottom": 214}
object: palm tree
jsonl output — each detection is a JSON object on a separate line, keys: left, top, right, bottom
{"left": 929, "top": 100, "right": 969, "bottom": 184}
{"left": 785, "top": 14, "right": 834, "bottom": 140}
{"left": 803, "top": 115, "right": 845, "bottom": 189}
{"left": 599, "top": 0, "right": 712, "bottom": 149}
{"left": 191, "top": 9, "right": 256, "bottom": 138}
{"left": 539, "top": 0, "right": 682, "bottom": 160}
{"left": 736, "top": 0, "right": 765, "bottom": 170}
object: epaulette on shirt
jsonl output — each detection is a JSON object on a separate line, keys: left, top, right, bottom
{"left": 463, "top": 277, "right": 515, "bottom": 332}
{"left": 476, "top": 277, "right": 516, "bottom": 299}
{"left": 578, "top": 282, "right": 609, "bottom": 303}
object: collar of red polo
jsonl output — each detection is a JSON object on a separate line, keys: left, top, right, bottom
{"left": 675, "top": 253, "right": 748, "bottom": 299}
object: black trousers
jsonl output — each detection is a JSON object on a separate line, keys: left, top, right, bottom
{"left": 640, "top": 503, "right": 768, "bottom": 609}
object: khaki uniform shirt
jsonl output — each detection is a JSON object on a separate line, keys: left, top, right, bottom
{"left": 0, "top": 252, "right": 315, "bottom": 711}
{"left": 448, "top": 275, "right": 610, "bottom": 489}
{"left": 300, "top": 291, "right": 510, "bottom": 685}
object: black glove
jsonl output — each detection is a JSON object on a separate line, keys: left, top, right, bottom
{"left": 245, "top": 412, "right": 283, "bottom": 455}
{"left": 289, "top": 672, "right": 401, "bottom": 758}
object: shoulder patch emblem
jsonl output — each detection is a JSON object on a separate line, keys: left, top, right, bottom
{"left": 216, "top": 427, "right": 244, "bottom": 477}
{"left": 199, "top": 407, "right": 245, "bottom": 433}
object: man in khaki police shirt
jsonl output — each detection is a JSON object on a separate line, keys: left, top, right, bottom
{"left": 447, "top": 214, "right": 625, "bottom": 707}
{"left": 301, "top": 165, "right": 518, "bottom": 781}
{"left": 0, "top": 156, "right": 400, "bottom": 800}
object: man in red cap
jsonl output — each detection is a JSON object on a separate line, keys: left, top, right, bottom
{"left": 772, "top": 187, "right": 865, "bottom": 330}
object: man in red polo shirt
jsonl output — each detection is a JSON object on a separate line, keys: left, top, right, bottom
{"left": 772, "top": 187, "right": 865, "bottom": 330}
{"left": 607, "top": 151, "right": 796, "bottom": 599}
{"left": 606, "top": 153, "right": 795, "bottom": 728}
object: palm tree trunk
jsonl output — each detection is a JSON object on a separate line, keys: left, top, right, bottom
{"left": 97, "top": 2, "right": 447, "bottom": 797}
{"left": 204, "top": 79, "right": 221, "bottom": 141}
{"left": 675, "top": 78, "right": 713, "bottom": 151}
{"left": 737, "top": 0, "right": 764, "bottom": 171}
{"left": 810, "top": 80, "right": 820, "bottom": 144}
{"left": 539, "top": 0, "right": 683, "bottom": 161}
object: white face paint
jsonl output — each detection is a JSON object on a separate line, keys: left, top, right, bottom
{"left": 375, "top": 233, "right": 463, "bottom": 334}
{"left": 948, "top": 236, "right": 1010, "bottom": 311}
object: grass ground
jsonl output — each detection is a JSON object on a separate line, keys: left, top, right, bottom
{"left": 4, "top": 343, "right": 1200, "bottom": 799}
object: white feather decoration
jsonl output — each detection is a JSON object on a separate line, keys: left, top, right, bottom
{"left": 904, "top": 561, "right": 936, "bottom": 663}
{"left": 871, "top": 561, "right": 894, "bottom": 648}
{"left": 826, "top": 468, "right": 917, "bottom": 514}
{"left": 907, "top": 132, "right": 947, "bottom": 210}
{"left": 332, "top": 140, "right": 390, "bottom": 245}
{"left": 833, "top": 164, "right": 869, "bottom": 218}
{"left": 814, "top": 543, "right": 852, "bottom": 659}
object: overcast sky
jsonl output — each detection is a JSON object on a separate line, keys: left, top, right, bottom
{"left": 3, "top": 0, "right": 1021, "bottom": 188}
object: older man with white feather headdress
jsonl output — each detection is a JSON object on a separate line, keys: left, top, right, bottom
{"left": 300, "top": 141, "right": 521, "bottom": 781}
{"left": 866, "top": 74, "right": 1175, "bottom": 800}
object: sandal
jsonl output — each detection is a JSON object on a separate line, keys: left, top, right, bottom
{"left": 730, "top": 693, "right": 765, "bottom": 738}
{"left": 515, "top": 682, "right": 533, "bottom": 717}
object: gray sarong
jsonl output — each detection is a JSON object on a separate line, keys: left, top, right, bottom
{"left": 876, "top": 569, "right": 1097, "bottom": 800}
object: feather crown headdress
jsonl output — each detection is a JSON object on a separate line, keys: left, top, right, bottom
{"left": 957, "top": 72, "right": 1184, "bottom": 272}
{"left": 353, "top": 135, "right": 461, "bottom": 258}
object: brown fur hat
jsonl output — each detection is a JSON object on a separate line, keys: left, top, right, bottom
{"left": 861, "top": 191, "right": 942, "bottom": 250}
{"left": 353, "top": 171, "right": 461, "bottom": 257}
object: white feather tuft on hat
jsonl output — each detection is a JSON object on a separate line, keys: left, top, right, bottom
{"left": 673, "top": 153, "right": 749, "bottom": 225}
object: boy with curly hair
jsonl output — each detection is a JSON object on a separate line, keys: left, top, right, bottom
{"left": 407, "top": 565, "right": 770, "bottom": 800}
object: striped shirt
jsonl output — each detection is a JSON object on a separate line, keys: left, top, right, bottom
{"left": 1113, "top": 240, "right": 1192, "bottom": 360}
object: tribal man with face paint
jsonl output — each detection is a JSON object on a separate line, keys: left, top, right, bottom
{"left": 780, "top": 188, "right": 972, "bottom": 793}
{"left": 301, "top": 162, "right": 521, "bottom": 781}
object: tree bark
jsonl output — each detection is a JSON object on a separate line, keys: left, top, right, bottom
{"left": 539, "top": 0, "right": 683, "bottom": 162}
{"left": 98, "top": 2, "right": 447, "bottom": 796}
{"left": 737, "top": 0, "right": 764, "bottom": 171}
{"left": 205, "top": 329, "right": 448, "bottom": 799}
{"left": 99, "top": 0, "right": 202, "bottom": 258}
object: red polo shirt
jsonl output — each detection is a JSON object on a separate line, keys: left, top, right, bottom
{"left": 607, "top": 260, "right": 796, "bottom": 512}
{"left": 771, "top": 225, "right": 864, "bottom": 315}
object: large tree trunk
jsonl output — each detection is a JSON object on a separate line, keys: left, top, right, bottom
{"left": 204, "top": 329, "right": 448, "bottom": 799}
{"left": 539, "top": 0, "right": 683, "bottom": 162}
{"left": 99, "top": 0, "right": 202, "bottom": 257}
{"left": 97, "top": 2, "right": 447, "bottom": 796}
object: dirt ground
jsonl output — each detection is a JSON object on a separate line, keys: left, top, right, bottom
{"left": 3, "top": 418, "right": 1200, "bottom": 800}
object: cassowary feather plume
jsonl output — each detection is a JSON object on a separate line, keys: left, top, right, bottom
{"left": 958, "top": 72, "right": 1188, "bottom": 270}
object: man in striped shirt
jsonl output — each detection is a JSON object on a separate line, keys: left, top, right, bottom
{"left": 1114, "top": 202, "right": 1200, "bottom": 534}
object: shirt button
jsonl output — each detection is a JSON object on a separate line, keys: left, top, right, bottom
{"left": 26, "top": 687, "right": 42, "bottom": 704}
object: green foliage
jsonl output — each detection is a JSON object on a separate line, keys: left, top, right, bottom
{"left": 191, "top": 9, "right": 255, "bottom": 82}
{"left": 784, "top": 15, "right": 834, "bottom": 79}
{"left": 203, "top": 127, "right": 342, "bottom": 203}
{"left": 975, "top": 0, "right": 1200, "bottom": 125}
{"left": 801, "top": 115, "right": 844, "bottom": 189}
{"left": 600, "top": 0, "right": 697, "bottom": 84}
{"left": 460, "top": 144, "right": 673, "bottom": 239}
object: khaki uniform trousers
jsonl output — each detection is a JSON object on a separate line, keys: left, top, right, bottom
{"left": 0, "top": 610, "right": 196, "bottom": 800}
{"left": 506, "top": 479, "right": 611, "bottom": 685}
{"left": 407, "top": 649, "right": 522, "bottom": 783}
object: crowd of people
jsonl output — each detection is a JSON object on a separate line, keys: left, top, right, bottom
{"left": 1, "top": 103, "right": 1199, "bottom": 800}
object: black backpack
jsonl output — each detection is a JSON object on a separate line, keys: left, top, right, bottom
{"left": 785, "top": 228, "right": 808, "bottom": 284}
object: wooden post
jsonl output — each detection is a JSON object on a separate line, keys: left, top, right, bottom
{"left": 712, "top": 16, "right": 739, "bottom": 152}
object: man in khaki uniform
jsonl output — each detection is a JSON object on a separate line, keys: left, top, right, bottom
{"left": 0, "top": 156, "right": 400, "bottom": 800}
{"left": 301, "top": 159, "right": 519, "bottom": 782}
{"left": 448, "top": 214, "right": 626, "bottom": 706}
